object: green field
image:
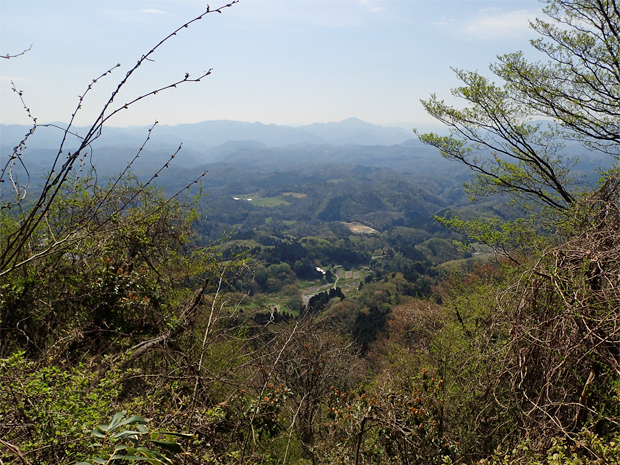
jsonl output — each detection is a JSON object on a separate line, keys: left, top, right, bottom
{"left": 251, "top": 197, "right": 290, "bottom": 207}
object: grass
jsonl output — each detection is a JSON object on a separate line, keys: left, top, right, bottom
{"left": 251, "top": 197, "right": 290, "bottom": 207}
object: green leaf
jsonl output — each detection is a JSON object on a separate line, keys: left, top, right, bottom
{"left": 149, "top": 439, "right": 184, "bottom": 453}
{"left": 99, "top": 411, "right": 126, "bottom": 432}
{"left": 108, "top": 456, "right": 161, "bottom": 463}
{"left": 158, "top": 431, "right": 194, "bottom": 439}
{"left": 133, "top": 447, "right": 173, "bottom": 465}
{"left": 115, "top": 415, "right": 147, "bottom": 430}
{"left": 112, "top": 430, "right": 143, "bottom": 440}
{"left": 91, "top": 428, "right": 106, "bottom": 439}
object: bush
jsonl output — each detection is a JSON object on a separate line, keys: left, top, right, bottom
{"left": 478, "top": 429, "right": 620, "bottom": 465}
{"left": 0, "top": 352, "right": 124, "bottom": 464}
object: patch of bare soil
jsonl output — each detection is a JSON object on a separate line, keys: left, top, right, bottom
{"left": 342, "top": 222, "right": 378, "bottom": 234}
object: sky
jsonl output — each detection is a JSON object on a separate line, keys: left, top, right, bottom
{"left": 1, "top": 0, "right": 546, "bottom": 129}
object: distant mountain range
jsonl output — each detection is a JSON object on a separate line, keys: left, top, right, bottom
{"left": 1, "top": 118, "right": 418, "bottom": 153}
{"left": 0, "top": 118, "right": 611, "bottom": 186}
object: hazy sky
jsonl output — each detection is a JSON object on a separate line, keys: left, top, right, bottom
{"left": 1, "top": 0, "right": 545, "bottom": 129}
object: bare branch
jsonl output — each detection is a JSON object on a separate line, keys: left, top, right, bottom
{"left": 1, "top": 45, "right": 32, "bottom": 59}
{"left": 0, "top": 1, "right": 238, "bottom": 276}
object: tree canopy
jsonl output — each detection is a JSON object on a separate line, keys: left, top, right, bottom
{"left": 418, "top": 0, "right": 620, "bottom": 215}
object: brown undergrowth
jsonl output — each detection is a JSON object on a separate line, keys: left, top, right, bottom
{"left": 502, "top": 175, "right": 620, "bottom": 444}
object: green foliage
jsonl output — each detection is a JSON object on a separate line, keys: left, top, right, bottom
{"left": 416, "top": 0, "right": 620, "bottom": 258}
{"left": 421, "top": 266, "right": 516, "bottom": 460}
{"left": 0, "top": 172, "right": 252, "bottom": 464}
{"left": 353, "top": 304, "right": 390, "bottom": 353}
{"left": 197, "top": 162, "right": 463, "bottom": 241}
{"left": 76, "top": 412, "right": 193, "bottom": 465}
{"left": 495, "top": 0, "right": 620, "bottom": 155}
{"left": 414, "top": 5, "right": 620, "bottom": 454}
{"left": 435, "top": 215, "right": 552, "bottom": 260}
{"left": 0, "top": 174, "right": 215, "bottom": 358}
{"left": 417, "top": 75, "right": 577, "bottom": 212}
{"left": 478, "top": 430, "right": 620, "bottom": 465}
{"left": 0, "top": 352, "right": 123, "bottom": 464}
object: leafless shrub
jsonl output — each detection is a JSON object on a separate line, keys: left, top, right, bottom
{"left": 502, "top": 174, "right": 620, "bottom": 442}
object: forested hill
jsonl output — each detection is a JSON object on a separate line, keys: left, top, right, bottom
{"left": 2, "top": 118, "right": 608, "bottom": 246}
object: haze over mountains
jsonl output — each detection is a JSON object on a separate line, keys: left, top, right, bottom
{"left": 1, "top": 118, "right": 452, "bottom": 174}
{"left": 0, "top": 117, "right": 609, "bottom": 182}
{"left": 1, "top": 117, "right": 417, "bottom": 151}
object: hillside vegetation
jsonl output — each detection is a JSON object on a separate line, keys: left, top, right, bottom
{"left": 2, "top": 0, "right": 620, "bottom": 464}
